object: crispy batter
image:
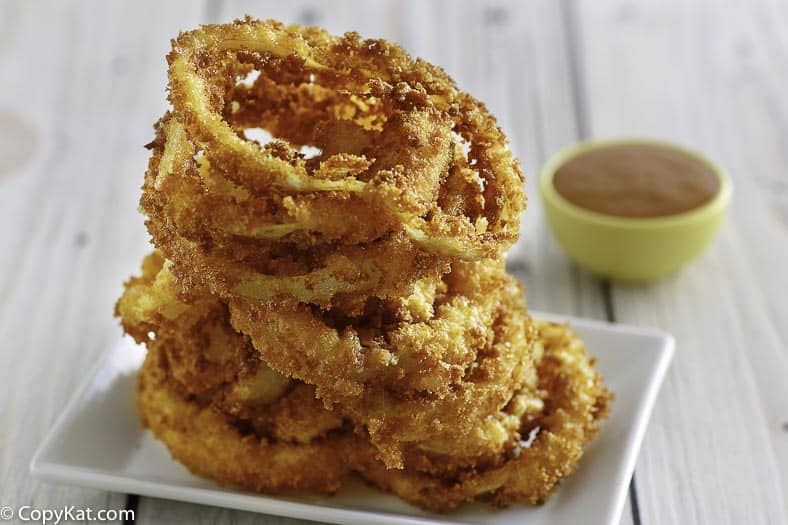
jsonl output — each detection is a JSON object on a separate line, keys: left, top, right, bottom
{"left": 121, "top": 253, "right": 540, "bottom": 470}
{"left": 142, "top": 17, "right": 524, "bottom": 310}
{"left": 229, "top": 260, "right": 541, "bottom": 469}
{"left": 117, "top": 252, "right": 292, "bottom": 419}
{"left": 352, "top": 321, "right": 612, "bottom": 511}
{"left": 138, "top": 349, "right": 354, "bottom": 494}
{"left": 117, "top": 17, "right": 611, "bottom": 513}
{"left": 125, "top": 255, "right": 354, "bottom": 492}
{"left": 128, "top": 282, "right": 609, "bottom": 509}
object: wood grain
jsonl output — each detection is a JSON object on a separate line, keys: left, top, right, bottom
{"left": 3, "top": 0, "right": 785, "bottom": 523}
{"left": 573, "top": 0, "right": 788, "bottom": 522}
{"left": 0, "top": 0, "right": 202, "bottom": 521}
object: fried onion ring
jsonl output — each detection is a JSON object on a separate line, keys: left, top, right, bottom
{"left": 117, "top": 17, "right": 612, "bottom": 513}
{"left": 121, "top": 253, "right": 540, "bottom": 470}
{"left": 117, "top": 252, "right": 294, "bottom": 421}
{"left": 138, "top": 349, "right": 354, "bottom": 494}
{"left": 229, "top": 259, "right": 541, "bottom": 469}
{"left": 142, "top": 17, "right": 524, "bottom": 308}
{"left": 124, "top": 253, "right": 354, "bottom": 492}
{"left": 118, "top": 253, "right": 609, "bottom": 509}
{"left": 351, "top": 321, "right": 612, "bottom": 511}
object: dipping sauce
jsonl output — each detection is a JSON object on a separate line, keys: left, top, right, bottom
{"left": 553, "top": 144, "right": 720, "bottom": 218}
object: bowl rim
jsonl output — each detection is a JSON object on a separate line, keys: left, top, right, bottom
{"left": 539, "top": 137, "right": 733, "bottom": 229}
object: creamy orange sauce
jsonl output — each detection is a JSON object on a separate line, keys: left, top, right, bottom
{"left": 553, "top": 144, "right": 720, "bottom": 218}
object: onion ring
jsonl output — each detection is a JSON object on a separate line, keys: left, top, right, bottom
{"left": 351, "top": 321, "right": 612, "bottom": 511}
{"left": 125, "top": 253, "right": 355, "bottom": 493}
{"left": 118, "top": 254, "right": 609, "bottom": 508}
{"left": 117, "top": 252, "right": 294, "bottom": 420}
{"left": 229, "top": 260, "right": 540, "bottom": 469}
{"left": 138, "top": 350, "right": 354, "bottom": 494}
{"left": 121, "top": 253, "right": 540, "bottom": 470}
{"left": 116, "top": 17, "right": 611, "bottom": 512}
{"left": 142, "top": 17, "right": 524, "bottom": 308}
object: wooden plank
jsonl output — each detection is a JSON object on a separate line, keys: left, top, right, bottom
{"left": 573, "top": 0, "right": 788, "bottom": 522}
{"left": 0, "top": 0, "right": 205, "bottom": 519}
{"left": 0, "top": 0, "right": 632, "bottom": 523}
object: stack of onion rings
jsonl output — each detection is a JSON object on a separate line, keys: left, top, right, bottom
{"left": 352, "top": 321, "right": 611, "bottom": 511}
{"left": 119, "top": 257, "right": 608, "bottom": 508}
{"left": 142, "top": 17, "right": 524, "bottom": 311}
{"left": 227, "top": 259, "right": 541, "bottom": 469}
{"left": 121, "top": 253, "right": 355, "bottom": 493}
{"left": 117, "top": 17, "right": 610, "bottom": 513}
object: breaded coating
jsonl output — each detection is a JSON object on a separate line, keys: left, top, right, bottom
{"left": 352, "top": 321, "right": 611, "bottom": 511}
{"left": 116, "top": 17, "right": 611, "bottom": 513}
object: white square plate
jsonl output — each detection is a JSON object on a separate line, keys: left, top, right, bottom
{"left": 31, "top": 312, "right": 673, "bottom": 525}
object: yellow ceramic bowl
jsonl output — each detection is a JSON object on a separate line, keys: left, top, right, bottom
{"left": 540, "top": 138, "right": 733, "bottom": 282}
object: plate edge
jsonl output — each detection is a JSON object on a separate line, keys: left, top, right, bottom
{"left": 30, "top": 316, "right": 677, "bottom": 525}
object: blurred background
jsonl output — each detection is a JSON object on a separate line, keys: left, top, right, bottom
{"left": 1, "top": 1, "right": 786, "bottom": 524}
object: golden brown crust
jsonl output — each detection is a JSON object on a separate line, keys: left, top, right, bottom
{"left": 228, "top": 262, "right": 535, "bottom": 395}
{"left": 351, "top": 321, "right": 612, "bottom": 511}
{"left": 138, "top": 349, "right": 354, "bottom": 494}
{"left": 119, "top": 254, "right": 609, "bottom": 510}
{"left": 142, "top": 17, "right": 524, "bottom": 310}
{"left": 125, "top": 256, "right": 354, "bottom": 492}
{"left": 120, "top": 252, "right": 540, "bottom": 470}
{"left": 116, "top": 16, "right": 611, "bottom": 514}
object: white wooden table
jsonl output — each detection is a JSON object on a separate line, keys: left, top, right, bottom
{"left": 2, "top": 1, "right": 787, "bottom": 523}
